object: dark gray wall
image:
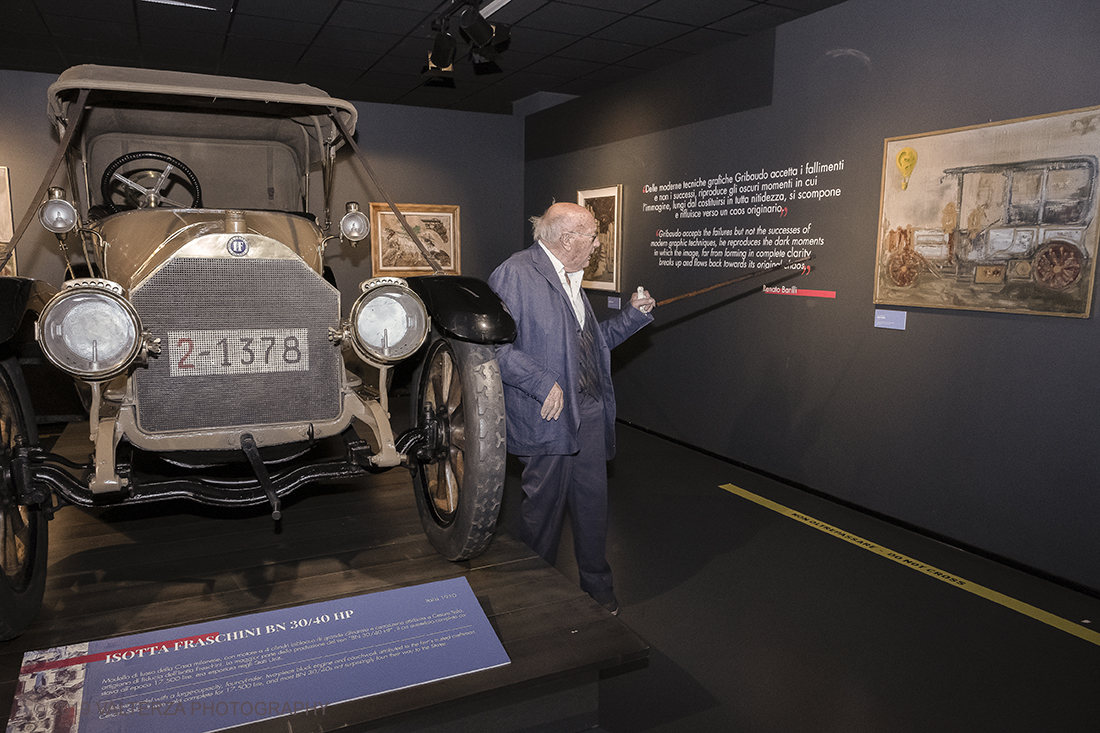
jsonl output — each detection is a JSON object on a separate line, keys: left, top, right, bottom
{"left": 329, "top": 100, "right": 524, "bottom": 289}
{"left": 521, "top": 0, "right": 1100, "bottom": 592}
{"left": 525, "top": 29, "right": 774, "bottom": 160}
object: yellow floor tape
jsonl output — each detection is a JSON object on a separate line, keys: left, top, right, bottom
{"left": 721, "top": 483, "right": 1100, "bottom": 647}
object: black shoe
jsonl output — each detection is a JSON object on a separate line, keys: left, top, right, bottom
{"left": 590, "top": 589, "right": 619, "bottom": 616}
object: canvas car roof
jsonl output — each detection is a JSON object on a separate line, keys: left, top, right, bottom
{"left": 47, "top": 65, "right": 358, "bottom": 169}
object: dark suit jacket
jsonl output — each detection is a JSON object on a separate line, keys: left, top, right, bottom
{"left": 488, "top": 243, "right": 653, "bottom": 458}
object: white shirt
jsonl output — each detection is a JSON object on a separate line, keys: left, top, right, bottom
{"left": 539, "top": 241, "right": 586, "bottom": 327}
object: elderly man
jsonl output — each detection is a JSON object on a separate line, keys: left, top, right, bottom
{"left": 488, "top": 201, "right": 655, "bottom": 615}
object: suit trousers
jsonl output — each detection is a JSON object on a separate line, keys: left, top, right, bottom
{"left": 517, "top": 394, "right": 612, "bottom": 594}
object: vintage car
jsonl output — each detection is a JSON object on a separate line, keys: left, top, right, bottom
{"left": 0, "top": 65, "right": 515, "bottom": 639}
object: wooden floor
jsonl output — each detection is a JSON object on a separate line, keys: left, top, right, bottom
{"left": 0, "top": 458, "right": 647, "bottom": 731}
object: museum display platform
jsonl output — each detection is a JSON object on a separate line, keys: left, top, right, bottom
{"left": 0, "top": 433, "right": 647, "bottom": 733}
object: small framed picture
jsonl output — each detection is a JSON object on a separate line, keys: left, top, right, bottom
{"left": 369, "top": 203, "right": 460, "bottom": 278}
{"left": 578, "top": 185, "right": 622, "bottom": 292}
{"left": 0, "top": 167, "right": 16, "bottom": 277}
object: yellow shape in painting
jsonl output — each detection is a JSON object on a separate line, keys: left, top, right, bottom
{"left": 896, "top": 147, "right": 918, "bottom": 190}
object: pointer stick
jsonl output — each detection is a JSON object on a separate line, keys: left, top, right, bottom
{"left": 651, "top": 255, "right": 812, "bottom": 308}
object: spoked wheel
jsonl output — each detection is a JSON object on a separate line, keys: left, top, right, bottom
{"left": 411, "top": 335, "right": 505, "bottom": 561}
{"left": 887, "top": 248, "right": 923, "bottom": 287}
{"left": 1033, "top": 240, "right": 1084, "bottom": 290}
{"left": 0, "top": 357, "right": 47, "bottom": 640}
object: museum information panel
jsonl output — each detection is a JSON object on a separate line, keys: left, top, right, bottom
{"left": 7, "top": 577, "right": 509, "bottom": 732}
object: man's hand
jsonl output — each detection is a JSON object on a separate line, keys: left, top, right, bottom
{"left": 541, "top": 382, "right": 564, "bottom": 421}
{"left": 631, "top": 287, "right": 655, "bottom": 313}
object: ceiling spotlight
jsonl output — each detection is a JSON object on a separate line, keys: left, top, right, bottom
{"left": 422, "top": 2, "right": 511, "bottom": 84}
{"left": 429, "top": 28, "right": 457, "bottom": 69}
{"left": 422, "top": 44, "right": 456, "bottom": 87}
{"left": 471, "top": 22, "right": 509, "bottom": 75}
{"left": 459, "top": 4, "right": 495, "bottom": 47}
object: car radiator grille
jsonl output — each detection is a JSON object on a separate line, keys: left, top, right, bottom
{"left": 131, "top": 257, "right": 342, "bottom": 434}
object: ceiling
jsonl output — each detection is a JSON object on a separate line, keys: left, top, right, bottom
{"left": 3, "top": 0, "right": 846, "bottom": 115}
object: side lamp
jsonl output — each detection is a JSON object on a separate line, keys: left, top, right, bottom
{"left": 39, "top": 187, "right": 79, "bottom": 236}
{"left": 339, "top": 202, "right": 371, "bottom": 245}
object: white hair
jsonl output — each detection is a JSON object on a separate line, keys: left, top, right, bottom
{"left": 529, "top": 201, "right": 587, "bottom": 244}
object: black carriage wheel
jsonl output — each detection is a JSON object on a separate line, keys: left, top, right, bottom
{"left": 100, "top": 151, "right": 203, "bottom": 214}
{"left": 411, "top": 336, "right": 505, "bottom": 561}
{"left": 0, "top": 357, "right": 47, "bottom": 640}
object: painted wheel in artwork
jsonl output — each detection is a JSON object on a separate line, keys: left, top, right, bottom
{"left": 887, "top": 249, "right": 923, "bottom": 287}
{"left": 1033, "top": 240, "right": 1084, "bottom": 290}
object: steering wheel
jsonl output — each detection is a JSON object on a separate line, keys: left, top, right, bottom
{"left": 100, "top": 151, "right": 203, "bottom": 214}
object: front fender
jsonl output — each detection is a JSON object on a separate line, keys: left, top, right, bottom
{"left": 0, "top": 278, "right": 54, "bottom": 347}
{"left": 406, "top": 275, "right": 516, "bottom": 344}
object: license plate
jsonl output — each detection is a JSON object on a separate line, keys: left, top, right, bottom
{"left": 168, "top": 328, "right": 309, "bottom": 377}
